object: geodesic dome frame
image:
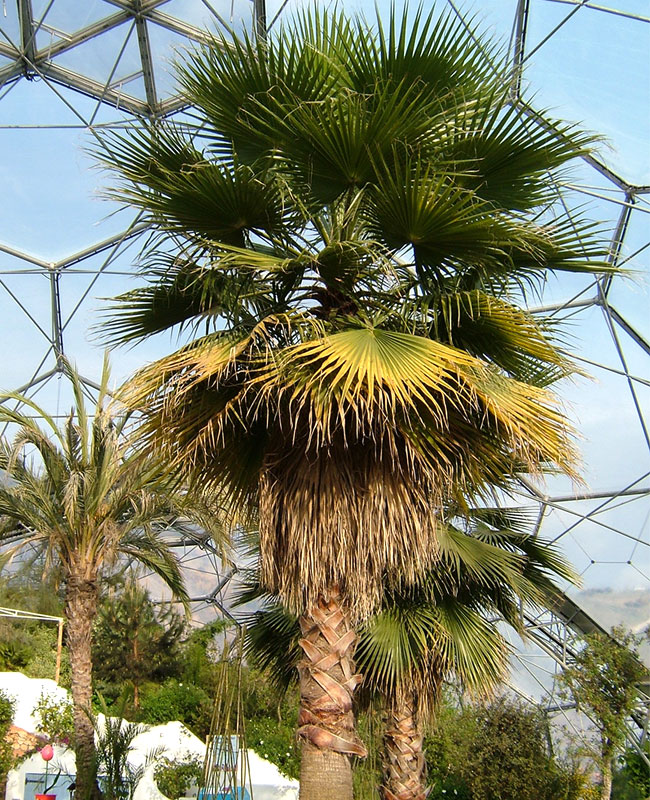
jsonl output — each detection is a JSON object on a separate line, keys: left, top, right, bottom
{"left": 0, "top": 0, "right": 648, "bottom": 747}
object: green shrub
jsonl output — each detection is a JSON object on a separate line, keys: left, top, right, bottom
{"left": 246, "top": 716, "right": 300, "bottom": 781}
{"left": 619, "top": 741, "right": 650, "bottom": 798}
{"left": 241, "top": 668, "right": 300, "bottom": 781}
{"left": 24, "top": 627, "right": 71, "bottom": 686}
{"left": 0, "top": 689, "right": 14, "bottom": 730}
{"left": 154, "top": 756, "right": 203, "bottom": 800}
{"left": 425, "top": 697, "right": 592, "bottom": 800}
{"left": 0, "top": 640, "right": 30, "bottom": 671}
{"left": 0, "top": 689, "right": 16, "bottom": 792}
{"left": 33, "top": 691, "right": 74, "bottom": 746}
{"left": 138, "top": 680, "right": 212, "bottom": 739}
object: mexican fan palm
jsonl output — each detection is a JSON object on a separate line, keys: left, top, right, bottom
{"left": 0, "top": 361, "right": 195, "bottom": 800}
{"left": 361, "top": 510, "right": 578, "bottom": 800}
{"left": 239, "top": 509, "right": 578, "bottom": 800}
{"left": 95, "top": 7, "right": 607, "bottom": 797}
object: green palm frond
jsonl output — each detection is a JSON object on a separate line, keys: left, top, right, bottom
{"left": 98, "top": 127, "right": 295, "bottom": 246}
{"left": 342, "top": 5, "right": 501, "bottom": 99}
{"left": 432, "top": 599, "right": 508, "bottom": 696}
{"left": 431, "top": 290, "right": 573, "bottom": 385}
{"left": 367, "top": 152, "right": 609, "bottom": 293}
{"left": 240, "top": 602, "right": 300, "bottom": 692}
{"left": 98, "top": 258, "right": 261, "bottom": 345}
{"left": 463, "top": 505, "right": 534, "bottom": 534}
{"left": 367, "top": 153, "right": 525, "bottom": 279}
{"left": 250, "top": 81, "right": 435, "bottom": 203}
{"left": 177, "top": 12, "right": 348, "bottom": 162}
{"left": 434, "top": 97, "right": 597, "bottom": 210}
{"left": 118, "top": 527, "right": 189, "bottom": 612}
{"left": 434, "top": 524, "right": 524, "bottom": 588}
{"left": 356, "top": 602, "right": 436, "bottom": 698}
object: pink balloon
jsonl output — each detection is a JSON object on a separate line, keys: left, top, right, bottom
{"left": 40, "top": 745, "right": 54, "bottom": 761}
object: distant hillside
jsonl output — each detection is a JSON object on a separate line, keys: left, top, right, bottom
{"left": 570, "top": 587, "right": 650, "bottom": 634}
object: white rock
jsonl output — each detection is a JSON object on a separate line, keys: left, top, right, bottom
{"left": 0, "top": 673, "right": 298, "bottom": 800}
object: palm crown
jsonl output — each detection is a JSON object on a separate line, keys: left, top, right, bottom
{"left": 96, "top": 7, "right": 606, "bottom": 621}
{"left": 0, "top": 359, "right": 190, "bottom": 593}
{"left": 0, "top": 358, "right": 197, "bottom": 800}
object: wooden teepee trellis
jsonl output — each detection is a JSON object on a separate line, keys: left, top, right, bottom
{"left": 200, "top": 631, "right": 254, "bottom": 800}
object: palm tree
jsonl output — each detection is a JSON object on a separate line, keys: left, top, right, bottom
{"left": 361, "top": 510, "right": 578, "bottom": 800}
{"left": 239, "top": 509, "right": 578, "bottom": 800}
{"left": 0, "top": 360, "right": 202, "bottom": 800}
{"left": 94, "top": 8, "right": 608, "bottom": 797}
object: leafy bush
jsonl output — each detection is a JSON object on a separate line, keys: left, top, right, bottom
{"left": 24, "top": 627, "right": 71, "bottom": 686}
{"left": 246, "top": 716, "right": 300, "bottom": 781}
{"left": 425, "top": 697, "right": 592, "bottom": 800}
{"left": 33, "top": 691, "right": 74, "bottom": 746}
{"left": 619, "top": 741, "right": 650, "bottom": 798}
{"left": 241, "top": 668, "right": 300, "bottom": 780}
{"left": 0, "top": 689, "right": 16, "bottom": 792}
{"left": 558, "top": 626, "right": 649, "bottom": 797}
{"left": 0, "top": 573, "right": 68, "bottom": 684}
{"left": 180, "top": 620, "right": 231, "bottom": 694}
{"left": 0, "top": 689, "right": 14, "bottom": 730}
{"left": 0, "top": 640, "right": 30, "bottom": 671}
{"left": 138, "top": 680, "right": 212, "bottom": 739}
{"left": 154, "top": 756, "right": 203, "bottom": 800}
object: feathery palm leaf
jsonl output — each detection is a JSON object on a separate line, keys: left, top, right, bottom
{"left": 0, "top": 358, "right": 214, "bottom": 594}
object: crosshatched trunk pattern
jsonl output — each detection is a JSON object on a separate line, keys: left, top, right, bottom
{"left": 382, "top": 689, "right": 428, "bottom": 800}
{"left": 297, "top": 587, "right": 366, "bottom": 800}
{"left": 65, "top": 576, "right": 99, "bottom": 800}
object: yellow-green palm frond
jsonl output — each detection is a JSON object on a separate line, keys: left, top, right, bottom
{"left": 118, "top": 320, "right": 578, "bottom": 618}
{"left": 261, "top": 325, "right": 578, "bottom": 477}
{"left": 118, "top": 320, "right": 577, "bottom": 491}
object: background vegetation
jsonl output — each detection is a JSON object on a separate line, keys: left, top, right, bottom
{"left": 1, "top": 566, "right": 646, "bottom": 799}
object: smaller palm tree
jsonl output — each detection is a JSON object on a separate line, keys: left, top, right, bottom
{"left": 237, "top": 508, "right": 578, "bottom": 800}
{"left": 0, "top": 359, "right": 212, "bottom": 800}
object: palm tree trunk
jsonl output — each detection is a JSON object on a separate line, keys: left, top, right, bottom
{"left": 381, "top": 687, "right": 428, "bottom": 800}
{"left": 65, "top": 575, "right": 99, "bottom": 800}
{"left": 297, "top": 586, "right": 367, "bottom": 800}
